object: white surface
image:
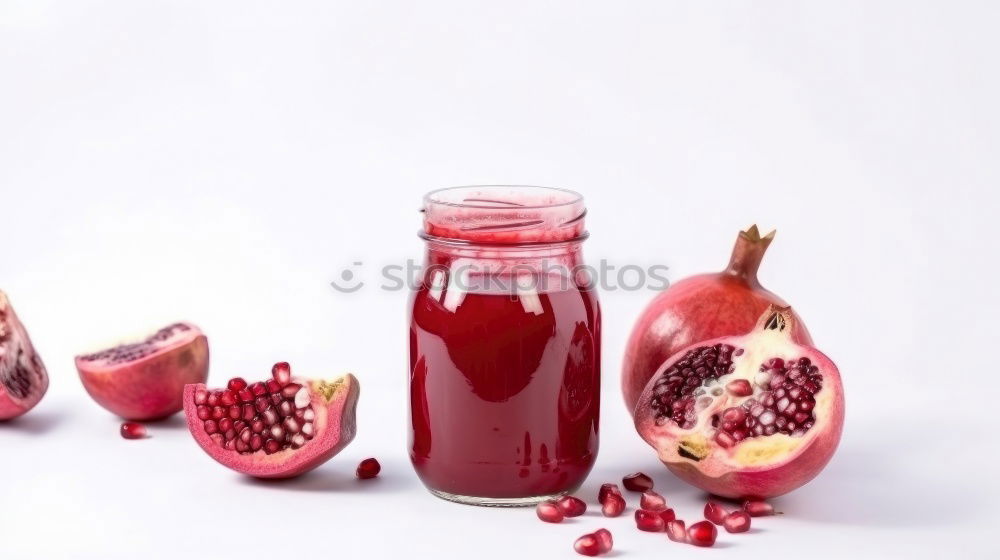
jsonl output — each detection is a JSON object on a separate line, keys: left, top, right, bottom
{"left": 1, "top": 1, "right": 998, "bottom": 558}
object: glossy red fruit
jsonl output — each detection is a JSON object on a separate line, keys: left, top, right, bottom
{"left": 574, "top": 534, "right": 601, "bottom": 556}
{"left": 659, "top": 508, "right": 676, "bottom": 523}
{"left": 724, "top": 510, "right": 751, "bottom": 533}
{"left": 76, "top": 322, "right": 209, "bottom": 420}
{"left": 0, "top": 291, "right": 49, "bottom": 420}
{"left": 743, "top": 500, "right": 778, "bottom": 516}
{"left": 687, "top": 520, "right": 718, "bottom": 547}
{"left": 634, "top": 306, "right": 845, "bottom": 498}
{"left": 704, "top": 501, "right": 729, "bottom": 525}
{"left": 537, "top": 500, "right": 565, "bottom": 523}
{"left": 120, "top": 422, "right": 147, "bottom": 439}
{"left": 599, "top": 483, "right": 621, "bottom": 503}
{"left": 357, "top": 457, "right": 381, "bottom": 479}
{"left": 601, "top": 492, "right": 626, "bottom": 517}
{"left": 184, "top": 363, "right": 359, "bottom": 478}
{"left": 622, "top": 226, "right": 812, "bottom": 414}
{"left": 622, "top": 472, "right": 653, "bottom": 492}
{"left": 640, "top": 490, "right": 667, "bottom": 511}
{"left": 665, "top": 519, "right": 687, "bottom": 543}
{"left": 635, "top": 509, "right": 665, "bottom": 532}
{"left": 558, "top": 495, "right": 587, "bottom": 517}
{"left": 593, "top": 529, "right": 613, "bottom": 553}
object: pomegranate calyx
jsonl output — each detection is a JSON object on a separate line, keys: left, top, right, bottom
{"left": 312, "top": 376, "right": 353, "bottom": 402}
{"left": 724, "top": 224, "right": 775, "bottom": 282}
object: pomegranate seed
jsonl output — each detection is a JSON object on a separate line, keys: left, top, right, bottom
{"left": 635, "top": 509, "right": 665, "bottom": 532}
{"left": 743, "top": 500, "right": 778, "bottom": 517}
{"left": 665, "top": 519, "right": 687, "bottom": 543}
{"left": 264, "top": 438, "right": 281, "bottom": 454}
{"left": 723, "top": 510, "right": 751, "bottom": 533}
{"left": 598, "top": 483, "right": 621, "bottom": 504}
{"left": 220, "top": 390, "right": 236, "bottom": 406}
{"left": 704, "top": 501, "right": 729, "bottom": 525}
{"left": 622, "top": 472, "right": 654, "bottom": 492}
{"left": 640, "top": 490, "right": 667, "bottom": 511}
{"left": 194, "top": 388, "right": 208, "bottom": 405}
{"left": 537, "top": 500, "right": 565, "bottom": 523}
{"left": 593, "top": 529, "right": 613, "bottom": 553}
{"left": 203, "top": 419, "right": 218, "bottom": 434}
{"left": 688, "top": 520, "right": 718, "bottom": 547}
{"left": 659, "top": 508, "right": 676, "bottom": 523}
{"left": 557, "top": 495, "right": 587, "bottom": 517}
{"left": 242, "top": 404, "right": 255, "bottom": 421}
{"left": 265, "top": 379, "right": 282, "bottom": 394}
{"left": 196, "top": 405, "right": 210, "bottom": 420}
{"left": 250, "top": 433, "right": 264, "bottom": 451}
{"left": 250, "top": 382, "right": 267, "bottom": 396}
{"left": 120, "top": 422, "right": 147, "bottom": 439}
{"left": 272, "top": 361, "right": 291, "bottom": 385}
{"left": 206, "top": 391, "right": 220, "bottom": 407}
{"left": 282, "top": 383, "right": 302, "bottom": 399}
{"left": 356, "top": 457, "right": 381, "bottom": 479}
{"left": 237, "top": 388, "right": 253, "bottom": 403}
{"left": 715, "top": 431, "right": 736, "bottom": 448}
{"left": 726, "top": 379, "right": 753, "bottom": 396}
{"left": 254, "top": 396, "right": 270, "bottom": 413}
{"left": 211, "top": 406, "right": 224, "bottom": 420}
{"left": 601, "top": 493, "right": 625, "bottom": 517}
{"left": 573, "top": 534, "right": 601, "bottom": 557}
{"left": 218, "top": 418, "right": 233, "bottom": 433}
{"left": 227, "top": 405, "right": 240, "bottom": 420}
{"left": 227, "top": 377, "right": 247, "bottom": 391}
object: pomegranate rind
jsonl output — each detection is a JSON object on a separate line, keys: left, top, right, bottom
{"left": 621, "top": 226, "right": 812, "bottom": 415}
{"left": 0, "top": 291, "right": 49, "bottom": 420}
{"left": 634, "top": 306, "right": 844, "bottom": 498}
{"left": 183, "top": 374, "right": 359, "bottom": 478}
{"left": 75, "top": 323, "right": 209, "bottom": 420}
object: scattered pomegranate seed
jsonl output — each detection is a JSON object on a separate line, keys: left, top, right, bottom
{"left": 640, "top": 490, "right": 667, "bottom": 511}
{"left": 743, "top": 499, "right": 779, "bottom": 516}
{"left": 687, "top": 520, "right": 718, "bottom": 547}
{"left": 557, "top": 495, "right": 587, "bottom": 517}
{"left": 593, "top": 529, "right": 613, "bottom": 553}
{"left": 573, "top": 533, "right": 602, "bottom": 556}
{"left": 598, "top": 483, "right": 621, "bottom": 503}
{"left": 659, "top": 508, "right": 676, "bottom": 523}
{"left": 120, "top": 422, "right": 147, "bottom": 439}
{"left": 704, "top": 501, "right": 729, "bottom": 525}
{"left": 665, "top": 519, "right": 687, "bottom": 543}
{"left": 601, "top": 492, "right": 626, "bottom": 517}
{"left": 537, "top": 500, "right": 565, "bottom": 523}
{"left": 622, "top": 472, "right": 654, "bottom": 492}
{"left": 726, "top": 378, "right": 753, "bottom": 396}
{"left": 724, "top": 510, "right": 751, "bottom": 533}
{"left": 356, "top": 457, "right": 381, "bottom": 479}
{"left": 635, "top": 509, "right": 665, "bottom": 532}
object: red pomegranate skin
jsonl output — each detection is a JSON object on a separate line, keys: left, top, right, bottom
{"left": 621, "top": 226, "right": 812, "bottom": 415}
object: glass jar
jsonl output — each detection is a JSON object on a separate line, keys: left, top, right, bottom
{"left": 408, "top": 185, "right": 601, "bottom": 506}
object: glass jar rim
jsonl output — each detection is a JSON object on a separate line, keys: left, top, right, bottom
{"left": 423, "top": 185, "right": 584, "bottom": 210}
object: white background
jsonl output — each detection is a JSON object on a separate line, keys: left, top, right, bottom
{"left": 1, "top": 1, "right": 997, "bottom": 558}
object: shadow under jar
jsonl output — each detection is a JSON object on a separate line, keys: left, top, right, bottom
{"left": 409, "top": 186, "right": 601, "bottom": 506}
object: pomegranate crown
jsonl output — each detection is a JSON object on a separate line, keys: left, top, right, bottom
{"left": 724, "top": 225, "right": 776, "bottom": 282}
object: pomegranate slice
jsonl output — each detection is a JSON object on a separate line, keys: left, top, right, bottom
{"left": 183, "top": 362, "right": 359, "bottom": 478}
{"left": 0, "top": 291, "right": 49, "bottom": 420}
{"left": 76, "top": 322, "right": 209, "bottom": 420}
{"left": 622, "top": 226, "right": 812, "bottom": 415}
{"left": 634, "top": 306, "right": 844, "bottom": 498}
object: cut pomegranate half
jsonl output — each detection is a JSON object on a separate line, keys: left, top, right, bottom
{"left": 0, "top": 291, "right": 49, "bottom": 420}
{"left": 183, "top": 362, "right": 359, "bottom": 478}
{"left": 634, "top": 306, "right": 844, "bottom": 498}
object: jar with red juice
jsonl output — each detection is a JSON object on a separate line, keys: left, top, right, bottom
{"left": 409, "top": 186, "right": 601, "bottom": 506}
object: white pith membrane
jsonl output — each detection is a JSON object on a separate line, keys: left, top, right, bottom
{"left": 76, "top": 322, "right": 199, "bottom": 365}
{"left": 0, "top": 292, "right": 47, "bottom": 402}
{"left": 191, "top": 366, "right": 350, "bottom": 458}
{"left": 643, "top": 310, "right": 835, "bottom": 471}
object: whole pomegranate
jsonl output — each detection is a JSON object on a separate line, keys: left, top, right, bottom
{"left": 621, "top": 225, "right": 811, "bottom": 415}
{"left": 634, "top": 306, "right": 844, "bottom": 498}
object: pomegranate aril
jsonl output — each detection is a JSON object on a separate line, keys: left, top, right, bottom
{"left": 659, "top": 508, "right": 676, "bottom": 523}
{"left": 269, "top": 424, "right": 285, "bottom": 440}
{"left": 622, "top": 472, "right": 654, "bottom": 492}
{"left": 301, "top": 422, "right": 314, "bottom": 437}
{"left": 237, "top": 388, "right": 253, "bottom": 403}
{"left": 210, "top": 433, "right": 224, "bottom": 447}
{"left": 279, "top": 400, "right": 293, "bottom": 417}
{"left": 250, "top": 382, "right": 266, "bottom": 396}
{"left": 640, "top": 490, "right": 667, "bottom": 511}
{"left": 194, "top": 388, "right": 208, "bottom": 405}
{"left": 290, "top": 433, "right": 306, "bottom": 448}
{"left": 250, "top": 433, "right": 264, "bottom": 451}
{"left": 723, "top": 510, "right": 751, "bottom": 533}
{"left": 601, "top": 493, "right": 625, "bottom": 517}
{"left": 283, "top": 417, "right": 300, "bottom": 433}
{"left": 236, "top": 439, "right": 249, "bottom": 453}
{"left": 573, "top": 534, "right": 601, "bottom": 557}
{"left": 254, "top": 396, "right": 270, "bottom": 413}
{"left": 537, "top": 500, "right": 565, "bottom": 523}
{"left": 251, "top": 419, "right": 265, "bottom": 433}
{"left": 356, "top": 457, "right": 381, "bottom": 479}
{"left": 196, "top": 405, "right": 211, "bottom": 420}
{"left": 635, "top": 509, "right": 665, "bottom": 532}
{"left": 726, "top": 379, "right": 753, "bottom": 396}
{"left": 665, "top": 520, "right": 687, "bottom": 543}
{"left": 227, "top": 377, "right": 247, "bottom": 391}
{"left": 220, "top": 390, "right": 236, "bottom": 406}
{"left": 704, "top": 501, "right": 728, "bottom": 525}
{"left": 228, "top": 405, "right": 241, "bottom": 420}
{"left": 271, "top": 393, "right": 283, "bottom": 406}
{"left": 264, "top": 438, "right": 281, "bottom": 454}
{"left": 262, "top": 409, "right": 278, "bottom": 426}
{"left": 557, "top": 495, "right": 587, "bottom": 517}
{"left": 294, "top": 387, "right": 310, "bottom": 408}
{"left": 203, "top": 419, "right": 218, "bottom": 434}
{"left": 272, "top": 361, "right": 291, "bottom": 385}
{"left": 593, "top": 528, "right": 613, "bottom": 553}
{"left": 211, "top": 406, "right": 224, "bottom": 420}
{"left": 242, "top": 404, "right": 255, "bottom": 421}
{"left": 218, "top": 418, "right": 233, "bottom": 433}
{"left": 265, "top": 379, "right": 282, "bottom": 394}
{"left": 281, "top": 383, "right": 301, "bottom": 399}
{"left": 239, "top": 427, "right": 252, "bottom": 443}
{"left": 687, "top": 520, "right": 718, "bottom": 547}
{"left": 598, "top": 483, "right": 621, "bottom": 504}
{"left": 743, "top": 500, "right": 778, "bottom": 517}
{"left": 120, "top": 422, "right": 147, "bottom": 439}
{"left": 207, "top": 391, "right": 220, "bottom": 407}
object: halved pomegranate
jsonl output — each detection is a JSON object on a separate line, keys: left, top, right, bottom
{"left": 0, "top": 291, "right": 49, "bottom": 420}
{"left": 634, "top": 306, "right": 844, "bottom": 498}
{"left": 76, "top": 322, "right": 209, "bottom": 420}
{"left": 183, "top": 362, "right": 359, "bottom": 478}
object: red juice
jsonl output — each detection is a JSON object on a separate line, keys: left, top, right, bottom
{"left": 409, "top": 280, "right": 600, "bottom": 501}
